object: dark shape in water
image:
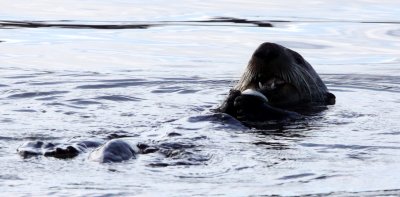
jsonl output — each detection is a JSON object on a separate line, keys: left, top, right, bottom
{"left": 198, "top": 17, "right": 273, "bottom": 27}
{"left": 0, "top": 17, "right": 274, "bottom": 30}
{"left": 17, "top": 140, "right": 101, "bottom": 159}
{"left": 0, "top": 20, "right": 152, "bottom": 29}
{"left": 17, "top": 138, "right": 158, "bottom": 163}
{"left": 89, "top": 139, "right": 138, "bottom": 163}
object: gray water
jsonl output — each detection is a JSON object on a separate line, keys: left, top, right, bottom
{"left": 1, "top": 1, "right": 400, "bottom": 196}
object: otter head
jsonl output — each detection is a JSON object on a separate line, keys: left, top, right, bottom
{"left": 235, "top": 42, "right": 335, "bottom": 107}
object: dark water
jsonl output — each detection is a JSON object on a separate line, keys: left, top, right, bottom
{"left": 1, "top": 1, "right": 400, "bottom": 196}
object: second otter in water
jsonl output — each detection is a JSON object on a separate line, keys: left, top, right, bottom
{"left": 218, "top": 42, "right": 335, "bottom": 123}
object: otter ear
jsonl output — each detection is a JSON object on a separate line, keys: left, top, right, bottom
{"left": 325, "top": 92, "right": 336, "bottom": 105}
{"left": 289, "top": 49, "right": 305, "bottom": 65}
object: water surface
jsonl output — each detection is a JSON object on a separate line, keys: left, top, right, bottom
{"left": 1, "top": 1, "right": 400, "bottom": 196}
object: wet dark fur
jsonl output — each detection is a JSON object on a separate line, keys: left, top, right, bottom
{"left": 218, "top": 42, "right": 335, "bottom": 124}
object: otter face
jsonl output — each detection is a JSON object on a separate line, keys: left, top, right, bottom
{"left": 235, "top": 42, "right": 334, "bottom": 107}
{"left": 258, "top": 77, "right": 301, "bottom": 107}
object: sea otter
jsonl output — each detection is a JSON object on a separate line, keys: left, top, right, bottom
{"left": 218, "top": 42, "right": 335, "bottom": 123}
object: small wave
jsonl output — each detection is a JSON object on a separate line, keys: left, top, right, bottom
{"left": 298, "top": 189, "right": 400, "bottom": 197}
{"left": 323, "top": 74, "right": 400, "bottom": 93}
{"left": 300, "top": 143, "right": 400, "bottom": 150}
{"left": 278, "top": 173, "right": 315, "bottom": 180}
{"left": 45, "top": 102, "right": 86, "bottom": 109}
{"left": 8, "top": 91, "right": 69, "bottom": 99}
{"left": 387, "top": 29, "right": 400, "bottom": 37}
{"left": 276, "top": 41, "right": 329, "bottom": 49}
{"left": 95, "top": 95, "right": 143, "bottom": 102}
{"left": 67, "top": 99, "right": 102, "bottom": 105}
{"left": 12, "top": 109, "right": 37, "bottom": 113}
{"left": 76, "top": 81, "right": 147, "bottom": 89}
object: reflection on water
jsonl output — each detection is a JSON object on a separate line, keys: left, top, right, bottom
{"left": 1, "top": 0, "right": 400, "bottom": 196}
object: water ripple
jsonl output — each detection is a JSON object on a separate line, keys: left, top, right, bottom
{"left": 7, "top": 91, "right": 69, "bottom": 99}
{"left": 95, "top": 95, "right": 143, "bottom": 102}
{"left": 300, "top": 143, "right": 400, "bottom": 150}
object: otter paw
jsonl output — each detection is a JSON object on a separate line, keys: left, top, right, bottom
{"left": 17, "top": 141, "right": 87, "bottom": 159}
{"left": 234, "top": 94, "right": 267, "bottom": 121}
{"left": 217, "top": 89, "right": 242, "bottom": 116}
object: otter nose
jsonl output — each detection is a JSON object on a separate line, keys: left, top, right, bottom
{"left": 253, "top": 42, "right": 284, "bottom": 60}
{"left": 258, "top": 77, "right": 285, "bottom": 90}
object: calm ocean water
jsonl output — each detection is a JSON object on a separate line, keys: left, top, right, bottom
{"left": 1, "top": 1, "right": 400, "bottom": 196}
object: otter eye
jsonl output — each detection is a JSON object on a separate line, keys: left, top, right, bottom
{"left": 256, "top": 74, "right": 267, "bottom": 82}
